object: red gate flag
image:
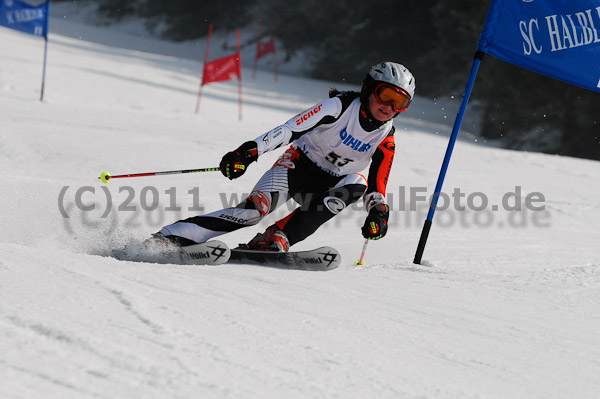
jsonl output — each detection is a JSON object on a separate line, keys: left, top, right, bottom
{"left": 252, "top": 14, "right": 278, "bottom": 81}
{"left": 256, "top": 37, "right": 275, "bottom": 59}
{"left": 195, "top": 25, "right": 243, "bottom": 119}
{"left": 202, "top": 53, "right": 241, "bottom": 85}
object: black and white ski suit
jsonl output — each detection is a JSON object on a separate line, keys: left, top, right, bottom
{"left": 159, "top": 91, "right": 396, "bottom": 246}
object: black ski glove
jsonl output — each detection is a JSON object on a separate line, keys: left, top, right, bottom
{"left": 219, "top": 141, "right": 258, "bottom": 180}
{"left": 361, "top": 204, "right": 389, "bottom": 240}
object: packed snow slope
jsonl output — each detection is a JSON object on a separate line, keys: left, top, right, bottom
{"left": 1, "top": 13, "right": 600, "bottom": 399}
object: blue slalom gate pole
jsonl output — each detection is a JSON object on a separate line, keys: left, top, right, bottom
{"left": 413, "top": 51, "right": 485, "bottom": 265}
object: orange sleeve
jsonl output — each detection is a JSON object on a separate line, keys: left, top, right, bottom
{"left": 367, "top": 134, "right": 395, "bottom": 196}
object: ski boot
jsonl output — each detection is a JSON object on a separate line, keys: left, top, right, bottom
{"left": 245, "top": 224, "right": 290, "bottom": 252}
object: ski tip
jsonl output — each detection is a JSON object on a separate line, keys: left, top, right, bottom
{"left": 313, "top": 247, "right": 341, "bottom": 270}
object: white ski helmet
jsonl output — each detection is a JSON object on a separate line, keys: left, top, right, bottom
{"left": 368, "top": 61, "right": 415, "bottom": 99}
{"left": 360, "top": 62, "right": 416, "bottom": 112}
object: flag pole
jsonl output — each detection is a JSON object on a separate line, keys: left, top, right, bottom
{"left": 195, "top": 23, "right": 213, "bottom": 114}
{"left": 39, "top": 1, "right": 50, "bottom": 102}
{"left": 252, "top": 14, "right": 262, "bottom": 79}
{"left": 270, "top": 17, "right": 278, "bottom": 82}
{"left": 40, "top": 35, "right": 48, "bottom": 101}
{"left": 236, "top": 27, "right": 242, "bottom": 121}
{"left": 413, "top": 51, "right": 485, "bottom": 265}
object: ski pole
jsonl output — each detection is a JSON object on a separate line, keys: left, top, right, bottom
{"left": 354, "top": 239, "right": 369, "bottom": 266}
{"left": 98, "top": 167, "right": 220, "bottom": 183}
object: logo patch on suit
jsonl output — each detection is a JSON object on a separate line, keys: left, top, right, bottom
{"left": 339, "top": 128, "right": 372, "bottom": 152}
{"left": 323, "top": 196, "right": 346, "bottom": 214}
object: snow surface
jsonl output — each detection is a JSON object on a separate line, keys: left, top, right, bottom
{"left": 1, "top": 10, "right": 600, "bottom": 399}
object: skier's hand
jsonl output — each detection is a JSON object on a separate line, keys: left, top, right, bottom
{"left": 219, "top": 141, "right": 258, "bottom": 180}
{"left": 361, "top": 204, "right": 389, "bottom": 240}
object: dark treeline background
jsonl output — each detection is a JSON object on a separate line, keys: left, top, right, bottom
{"left": 59, "top": 0, "right": 599, "bottom": 160}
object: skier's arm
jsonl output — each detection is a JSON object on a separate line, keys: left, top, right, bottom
{"left": 364, "top": 131, "right": 395, "bottom": 210}
{"left": 220, "top": 95, "right": 346, "bottom": 180}
{"left": 252, "top": 97, "right": 343, "bottom": 156}
{"left": 361, "top": 131, "right": 395, "bottom": 239}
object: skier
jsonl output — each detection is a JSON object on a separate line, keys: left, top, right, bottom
{"left": 154, "top": 62, "right": 415, "bottom": 252}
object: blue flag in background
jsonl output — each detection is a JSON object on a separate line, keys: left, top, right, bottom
{"left": 478, "top": 0, "right": 600, "bottom": 93}
{"left": 0, "top": 0, "right": 48, "bottom": 37}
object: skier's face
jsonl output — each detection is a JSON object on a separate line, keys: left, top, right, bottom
{"left": 368, "top": 93, "right": 397, "bottom": 122}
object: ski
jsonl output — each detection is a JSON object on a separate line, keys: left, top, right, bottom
{"left": 227, "top": 246, "right": 341, "bottom": 271}
{"left": 111, "top": 240, "right": 340, "bottom": 270}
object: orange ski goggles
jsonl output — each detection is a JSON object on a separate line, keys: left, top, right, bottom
{"left": 373, "top": 83, "right": 412, "bottom": 113}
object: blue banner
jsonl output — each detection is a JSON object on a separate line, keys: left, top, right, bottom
{"left": 478, "top": 0, "right": 600, "bottom": 93}
{"left": 0, "top": 0, "right": 48, "bottom": 37}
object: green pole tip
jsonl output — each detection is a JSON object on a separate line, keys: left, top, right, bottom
{"left": 100, "top": 172, "right": 111, "bottom": 183}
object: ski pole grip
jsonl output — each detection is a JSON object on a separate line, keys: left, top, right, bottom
{"left": 413, "top": 219, "right": 432, "bottom": 264}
